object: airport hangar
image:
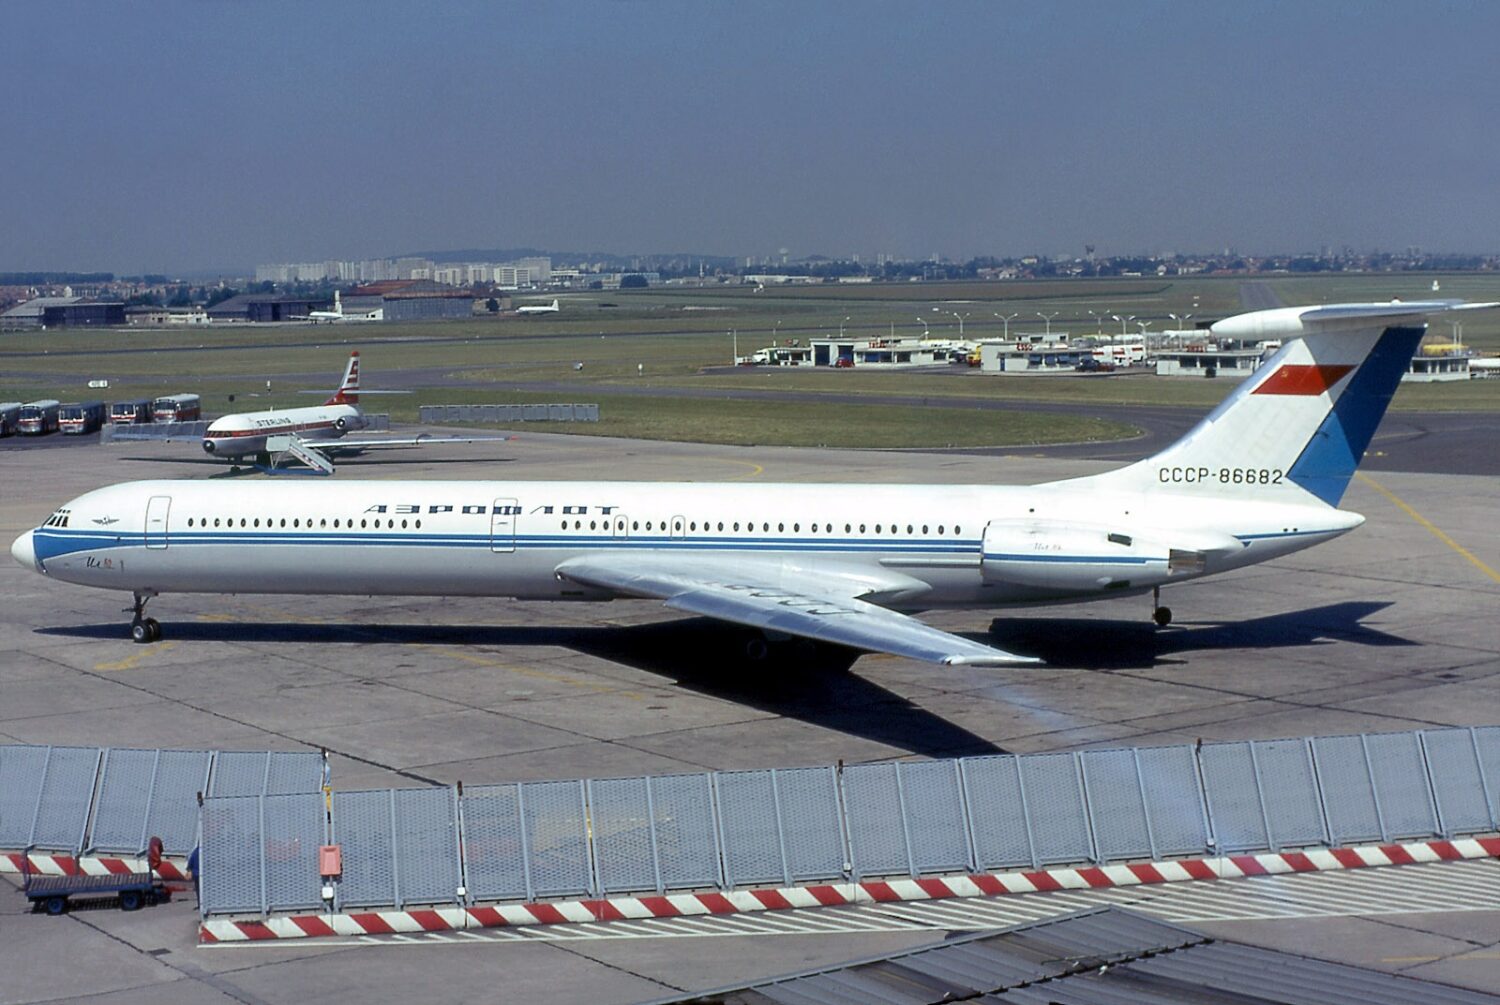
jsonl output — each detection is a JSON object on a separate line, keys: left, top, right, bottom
{"left": 2, "top": 427, "right": 1500, "bottom": 1004}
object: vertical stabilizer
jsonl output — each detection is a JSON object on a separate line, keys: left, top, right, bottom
{"left": 1082, "top": 301, "right": 1491, "bottom": 506}
{"left": 325, "top": 351, "right": 360, "bottom": 405}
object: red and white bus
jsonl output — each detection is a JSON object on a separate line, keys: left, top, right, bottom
{"left": 59, "top": 401, "right": 107, "bottom": 435}
{"left": 17, "top": 400, "right": 61, "bottom": 435}
{"left": 110, "top": 398, "right": 153, "bottom": 424}
{"left": 151, "top": 393, "right": 201, "bottom": 423}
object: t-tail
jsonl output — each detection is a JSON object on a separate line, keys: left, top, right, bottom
{"left": 324, "top": 351, "right": 360, "bottom": 406}
{"left": 1082, "top": 300, "right": 1497, "bottom": 506}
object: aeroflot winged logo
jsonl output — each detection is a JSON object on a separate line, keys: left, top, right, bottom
{"left": 1252, "top": 364, "right": 1355, "bottom": 396}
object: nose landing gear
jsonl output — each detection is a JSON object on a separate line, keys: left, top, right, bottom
{"left": 1151, "top": 586, "right": 1172, "bottom": 628}
{"left": 126, "top": 591, "right": 161, "bottom": 643}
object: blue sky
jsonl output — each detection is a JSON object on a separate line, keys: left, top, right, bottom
{"left": 5, "top": 1, "right": 1498, "bottom": 273}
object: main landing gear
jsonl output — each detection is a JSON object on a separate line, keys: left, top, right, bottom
{"left": 1151, "top": 586, "right": 1173, "bottom": 628}
{"left": 127, "top": 591, "right": 161, "bottom": 644}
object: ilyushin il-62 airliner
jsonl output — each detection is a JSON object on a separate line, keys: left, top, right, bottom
{"left": 12, "top": 301, "right": 1491, "bottom": 660}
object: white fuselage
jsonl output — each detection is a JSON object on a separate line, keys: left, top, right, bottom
{"left": 17, "top": 477, "right": 1358, "bottom": 609}
{"left": 202, "top": 404, "right": 365, "bottom": 458}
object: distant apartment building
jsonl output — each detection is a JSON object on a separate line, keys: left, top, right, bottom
{"left": 256, "top": 256, "right": 550, "bottom": 289}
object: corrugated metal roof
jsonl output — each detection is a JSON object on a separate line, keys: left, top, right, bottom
{"left": 1, "top": 296, "right": 80, "bottom": 318}
{"left": 646, "top": 907, "right": 1500, "bottom": 1005}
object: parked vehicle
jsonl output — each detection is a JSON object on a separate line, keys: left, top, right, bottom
{"left": 110, "top": 398, "right": 153, "bottom": 424}
{"left": 17, "top": 400, "right": 61, "bottom": 435}
{"left": 60, "top": 401, "right": 107, "bottom": 435}
{"left": 151, "top": 393, "right": 201, "bottom": 422}
{"left": 0, "top": 402, "right": 21, "bottom": 436}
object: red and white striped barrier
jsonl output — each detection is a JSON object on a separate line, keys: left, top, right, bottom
{"left": 2, "top": 850, "right": 190, "bottom": 882}
{"left": 198, "top": 835, "right": 1500, "bottom": 942}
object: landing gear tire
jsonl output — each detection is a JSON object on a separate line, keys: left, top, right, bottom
{"left": 1152, "top": 606, "right": 1173, "bottom": 628}
{"left": 128, "top": 592, "right": 160, "bottom": 643}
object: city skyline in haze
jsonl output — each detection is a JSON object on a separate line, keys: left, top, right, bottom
{"left": 6, "top": 1, "right": 1498, "bottom": 274}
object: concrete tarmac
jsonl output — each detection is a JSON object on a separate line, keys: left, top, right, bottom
{"left": 2, "top": 431, "right": 1498, "bottom": 1003}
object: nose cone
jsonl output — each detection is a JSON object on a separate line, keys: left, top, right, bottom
{"left": 11, "top": 529, "right": 38, "bottom": 571}
{"left": 202, "top": 438, "right": 217, "bottom": 454}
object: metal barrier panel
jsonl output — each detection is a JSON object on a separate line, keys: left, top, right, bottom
{"left": 394, "top": 787, "right": 461, "bottom": 905}
{"left": 842, "top": 763, "right": 910, "bottom": 878}
{"left": 31, "top": 747, "right": 101, "bottom": 853}
{"left": 1135, "top": 744, "right": 1209, "bottom": 857}
{"left": 589, "top": 777, "right": 659, "bottom": 895}
{"left": 147, "top": 750, "right": 215, "bottom": 854}
{"left": 1252, "top": 739, "right": 1326, "bottom": 849}
{"left": 581, "top": 403, "right": 599, "bottom": 421}
{"left": 772, "top": 767, "right": 844, "bottom": 883}
{"left": 88, "top": 748, "right": 157, "bottom": 853}
{"left": 1474, "top": 727, "right": 1500, "bottom": 830}
{"left": 332, "top": 790, "right": 397, "bottom": 909}
{"left": 1311, "top": 735, "right": 1384, "bottom": 844}
{"left": 899, "top": 760, "right": 972, "bottom": 875}
{"left": 650, "top": 773, "right": 722, "bottom": 891}
{"left": 1365, "top": 731, "right": 1438, "bottom": 840}
{"left": 1019, "top": 753, "right": 1093, "bottom": 865}
{"left": 1080, "top": 749, "right": 1154, "bottom": 861}
{"left": 263, "top": 794, "right": 326, "bottom": 913}
{"left": 1199, "top": 742, "right": 1269, "bottom": 853}
{"left": 264, "top": 752, "right": 325, "bottom": 795}
{"left": 961, "top": 756, "right": 1034, "bottom": 871}
{"left": 520, "top": 780, "right": 594, "bottom": 899}
{"left": 1422, "top": 729, "right": 1496, "bottom": 834}
{"left": 523, "top": 404, "right": 547, "bottom": 421}
{"left": 715, "top": 770, "right": 787, "bottom": 887}
{"left": 0, "top": 746, "right": 49, "bottom": 849}
{"left": 548, "top": 404, "right": 567, "bottom": 421}
{"left": 200, "top": 796, "right": 263, "bottom": 916}
{"left": 460, "top": 784, "right": 529, "bottom": 902}
{"left": 210, "top": 752, "right": 272, "bottom": 797}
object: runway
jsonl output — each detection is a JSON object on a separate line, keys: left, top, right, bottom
{"left": 2, "top": 430, "right": 1498, "bottom": 1003}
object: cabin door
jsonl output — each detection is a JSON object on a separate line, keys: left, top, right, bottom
{"left": 144, "top": 495, "right": 171, "bottom": 550}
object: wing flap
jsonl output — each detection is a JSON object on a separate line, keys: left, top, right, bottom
{"left": 556, "top": 555, "right": 1040, "bottom": 667}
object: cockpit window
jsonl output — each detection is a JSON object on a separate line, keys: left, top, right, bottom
{"left": 43, "top": 509, "right": 71, "bottom": 528}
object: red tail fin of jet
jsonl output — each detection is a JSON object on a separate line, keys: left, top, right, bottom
{"left": 325, "top": 351, "right": 360, "bottom": 405}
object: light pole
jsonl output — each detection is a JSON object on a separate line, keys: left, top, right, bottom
{"left": 1137, "top": 320, "right": 1153, "bottom": 346}
{"left": 773, "top": 319, "right": 782, "bottom": 343}
{"left": 1168, "top": 312, "right": 1192, "bottom": 347}
{"left": 1037, "top": 311, "right": 1059, "bottom": 339}
{"left": 994, "top": 312, "right": 1018, "bottom": 340}
{"left": 840, "top": 316, "right": 850, "bottom": 338}
{"left": 1088, "top": 309, "right": 1106, "bottom": 336}
{"left": 950, "top": 311, "right": 968, "bottom": 337}
{"left": 1112, "top": 314, "right": 1135, "bottom": 340}
{"left": 917, "top": 317, "right": 930, "bottom": 337}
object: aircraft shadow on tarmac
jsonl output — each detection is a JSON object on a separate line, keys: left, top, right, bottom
{"left": 43, "top": 616, "right": 1005, "bottom": 759}
{"left": 42, "top": 601, "right": 1410, "bottom": 759}
{"left": 982, "top": 600, "right": 1413, "bottom": 671}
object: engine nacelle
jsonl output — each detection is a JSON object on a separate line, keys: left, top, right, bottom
{"left": 980, "top": 518, "right": 1240, "bottom": 594}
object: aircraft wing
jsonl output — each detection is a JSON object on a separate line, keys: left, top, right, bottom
{"left": 313, "top": 433, "right": 515, "bottom": 452}
{"left": 554, "top": 554, "right": 1041, "bottom": 667}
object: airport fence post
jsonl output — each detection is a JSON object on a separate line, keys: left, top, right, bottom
{"left": 1359, "top": 734, "right": 1390, "bottom": 842}
{"left": 136, "top": 748, "right": 163, "bottom": 856}
{"left": 892, "top": 763, "right": 918, "bottom": 878}
{"left": 389, "top": 789, "right": 403, "bottom": 909}
{"left": 1304, "top": 738, "right": 1334, "bottom": 847}
{"left": 257, "top": 794, "right": 269, "bottom": 917}
{"left": 74, "top": 748, "right": 104, "bottom": 856}
{"left": 1470, "top": 728, "right": 1500, "bottom": 832}
{"left": 25, "top": 746, "right": 53, "bottom": 851}
{"left": 259, "top": 752, "right": 273, "bottom": 797}
{"left": 643, "top": 776, "right": 664, "bottom": 895}
{"left": 578, "top": 780, "right": 601, "bottom": 899}
{"left": 515, "top": 784, "right": 535, "bottom": 903}
{"left": 1072, "top": 753, "right": 1101, "bottom": 866}
{"left": 1013, "top": 757, "right": 1040, "bottom": 871}
{"left": 830, "top": 762, "right": 854, "bottom": 884}
{"left": 1246, "top": 743, "right": 1276, "bottom": 851}
{"left": 768, "top": 769, "right": 792, "bottom": 887}
{"left": 953, "top": 759, "right": 980, "bottom": 875}
{"left": 1189, "top": 741, "right": 1220, "bottom": 868}
{"left": 707, "top": 772, "right": 730, "bottom": 891}
{"left": 1415, "top": 731, "right": 1449, "bottom": 839}
{"left": 1131, "top": 748, "right": 1160, "bottom": 862}
{"left": 450, "top": 785, "right": 466, "bottom": 907}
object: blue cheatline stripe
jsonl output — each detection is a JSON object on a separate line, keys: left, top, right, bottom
{"left": 31, "top": 528, "right": 981, "bottom": 562}
{"left": 982, "top": 553, "right": 1163, "bottom": 565}
{"left": 1234, "top": 529, "right": 1334, "bottom": 542}
{"left": 1287, "top": 325, "right": 1425, "bottom": 506}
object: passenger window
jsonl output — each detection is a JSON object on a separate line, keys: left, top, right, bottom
{"left": 875, "top": 524, "right": 882, "bottom": 533}
{"left": 320, "top": 519, "right": 327, "bottom": 528}
{"left": 859, "top": 524, "right": 866, "bottom": 533}
{"left": 415, "top": 520, "right": 421, "bottom": 529}
{"left": 777, "top": 523, "right": 784, "bottom": 532}
{"left": 906, "top": 525, "right": 913, "bottom": 534}
{"left": 361, "top": 519, "right": 367, "bottom": 529}
{"left": 187, "top": 518, "right": 194, "bottom": 527}
{"left": 733, "top": 522, "right": 740, "bottom": 531}
{"left": 590, "top": 521, "right": 597, "bottom": 530}
{"left": 214, "top": 518, "right": 221, "bottom": 527}
{"left": 922, "top": 525, "right": 929, "bottom": 534}
{"left": 401, "top": 519, "right": 408, "bottom": 528}
{"left": 632, "top": 521, "right": 639, "bottom": 531}
{"left": 845, "top": 523, "right": 852, "bottom": 533}
{"left": 938, "top": 525, "right": 944, "bottom": 534}
{"left": 717, "top": 522, "right": 724, "bottom": 531}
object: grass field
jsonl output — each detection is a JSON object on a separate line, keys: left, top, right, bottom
{"left": 3, "top": 275, "right": 1496, "bottom": 448}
